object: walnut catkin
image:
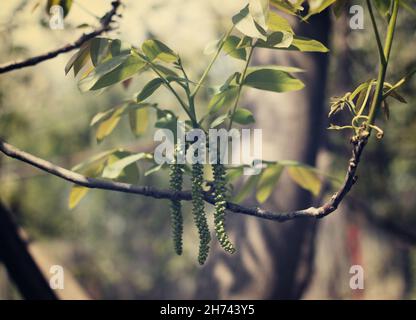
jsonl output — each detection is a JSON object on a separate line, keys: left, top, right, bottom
{"left": 191, "top": 162, "right": 211, "bottom": 265}
{"left": 212, "top": 163, "right": 235, "bottom": 253}
{"left": 169, "top": 160, "right": 184, "bottom": 255}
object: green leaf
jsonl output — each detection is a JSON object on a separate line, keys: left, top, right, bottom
{"left": 351, "top": 80, "right": 373, "bottom": 100}
{"left": 256, "top": 31, "right": 294, "bottom": 49}
{"left": 256, "top": 164, "right": 283, "bottom": 203}
{"left": 73, "top": 46, "right": 91, "bottom": 77}
{"left": 243, "top": 68, "right": 304, "bottom": 93}
{"left": 89, "top": 37, "right": 132, "bottom": 68}
{"left": 89, "top": 38, "right": 133, "bottom": 70}
{"left": 305, "top": 0, "right": 337, "bottom": 19}
{"left": 153, "top": 64, "right": 178, "bottom": 78}
{"left": 88, "top": 54, "right": 147, "bottom": 91}
{"left": 257, "top": 32, "right": 329, "bottom": 52}
{"left": 76, "top": 23, "right": 91, "bottom": 29}
{"left": 91, "top": 104, "right": 124, "bottom": 127}
{"left": 71, "top": 150, "right": 115, "bottom": 175}
{"left": 90, "top": 38, "right": 112, "bottom": 66}
{"left": 210, "top": 114, "right": 228, "bottom": 128}
{"left": 267, "top": 10, "right": 293, "bottom": 33}
{"left": 233, "top": 175, "right": 261, "bottom": 203}
{"left": 78, "top": 54, "right": 129, "bottom": 91}
{"left": 270, "top": 0, "right": 304, "bottom": 15}
{"left": 142, "top": 39, "right": 178, "bottom": 63}
{"left": 93, "top": 104, "right": 127, "bottom": 142}
{"left": 208, "top": 86, "right": 239, "bottom": 113}
{"left": 95, "top": 115, "right": 122, "bottom": 142}
{"left": 129, "top": 107, "right": 149, "bottom": 136}
{"left": 69, "top": 148, "right": 134, "bottom": 208}
{"left": 355, "top": 89, "right": 370, "bottom": 107}
{"left": 91, "top": 102, "right": 152, "bottom": 142}
{"left": 225, "top": 166, "right": 244, "bottom": 183}
{"left": 65, "top": 42, "right": 90, "bottom": 75}
{"left": 102, "top": 153, "right": 147, "bottom": 180}
{"left": 104, "top": 151, "right": 141, "bottom": 183}
{"left": 167, "top": 76, "right": 196, "bottom": 86}
{"left": 110, "top": 39, "right": 132, "bottom": 57}
{"left": 68, "top": 185, "right": 88, "bottom": 209}
{"left": 220, "top": 72, "right": 241, "bottom": 91}
{"left": 287, "top": 166, "right": 322, "bottom": 196}
{"left": 258, "top": 35, "right": 329, "bottom": 52}
{"left": 136, "top": 78, "right": 164, "bottom": 102}
{"left": 223, "top": 36, "right": 247, "bottom": 61}
{"left": 247, "top": 65, "right": 304, "bottom": 74}
{"left": 289, "top": 36, "right": 329, "bottom": 52}
{"left": 237, "top": 36, "right": 253, "bottom": 49}
{"left": 249, "top": 0, "right": 269, "bottom": 31}
{"left": 232, "top": 108, "right": 255, "bottom": 125}
{"left": 386, "top": 89, "right": 407, "bottom": 104}
{"left": 232, "top": 5, "right": 267, "bottom": 40}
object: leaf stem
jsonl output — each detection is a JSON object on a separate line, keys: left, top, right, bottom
{"left": 382, "top": 68, "right": 416, "bottom": 99}
{"left": 177, "top": 58, "right": 199, "bottom": 127}
{"left": 190, "top": 26, "right": 234, "bottom": 99}
{"left": 137, "top": 52, "right": 197, "bottom": 124}
{"left": 366, "top": 0, "right": 387, "bottom": 66}
{"left": 228, "top": 45, "right": 254, "bottom": 131}
{"left": 357, "top": 81, "right": 374, "bottom": 116}
{"left": 367, "top": 0, "right": 399, "bottom": 127}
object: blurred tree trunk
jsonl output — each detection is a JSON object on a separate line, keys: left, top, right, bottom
{"left": 0, "top": 202, "right": 58, "bottom": 300}
{"left": 195, "top": 11, "right": 331, "bottom": 299}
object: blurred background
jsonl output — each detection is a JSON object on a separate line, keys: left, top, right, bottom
{"left": 0, "top": 0, "right": 415, "bottom": 299}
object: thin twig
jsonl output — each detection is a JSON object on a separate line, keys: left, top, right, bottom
{"left": 0, "top": 137, "right": 367, "bottom": 222}
{"left": 0, "top": 1, "right": 122, "bottom": 75}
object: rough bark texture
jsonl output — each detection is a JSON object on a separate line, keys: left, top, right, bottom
{"left": 195, "top": 12, "right": 331, "bottom": 299}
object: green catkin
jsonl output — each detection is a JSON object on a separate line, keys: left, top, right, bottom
{"left": 169, "top": 155, "right": 184, "bottom": 255}
{"left": 191, "top": 162, "right": 211, "bottom": 265}
{"left": 212, "top": 163, "right": 236, "bottom": 254}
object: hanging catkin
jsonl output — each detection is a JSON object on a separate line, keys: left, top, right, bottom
{"left": 191, "top": 162, "right": 211, "bottom": 264}
{"left": 212, "top": 163, "right": 235, "bottom": 253}
{"left": 169, "top": 157, "right": 184, "bottom": 255}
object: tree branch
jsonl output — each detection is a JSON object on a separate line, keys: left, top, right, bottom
{"left": 0, "top": 137, "right": 367, "bottom": 222}
{"left": 0, "top": 0, "right": 122, "bottom": 75}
